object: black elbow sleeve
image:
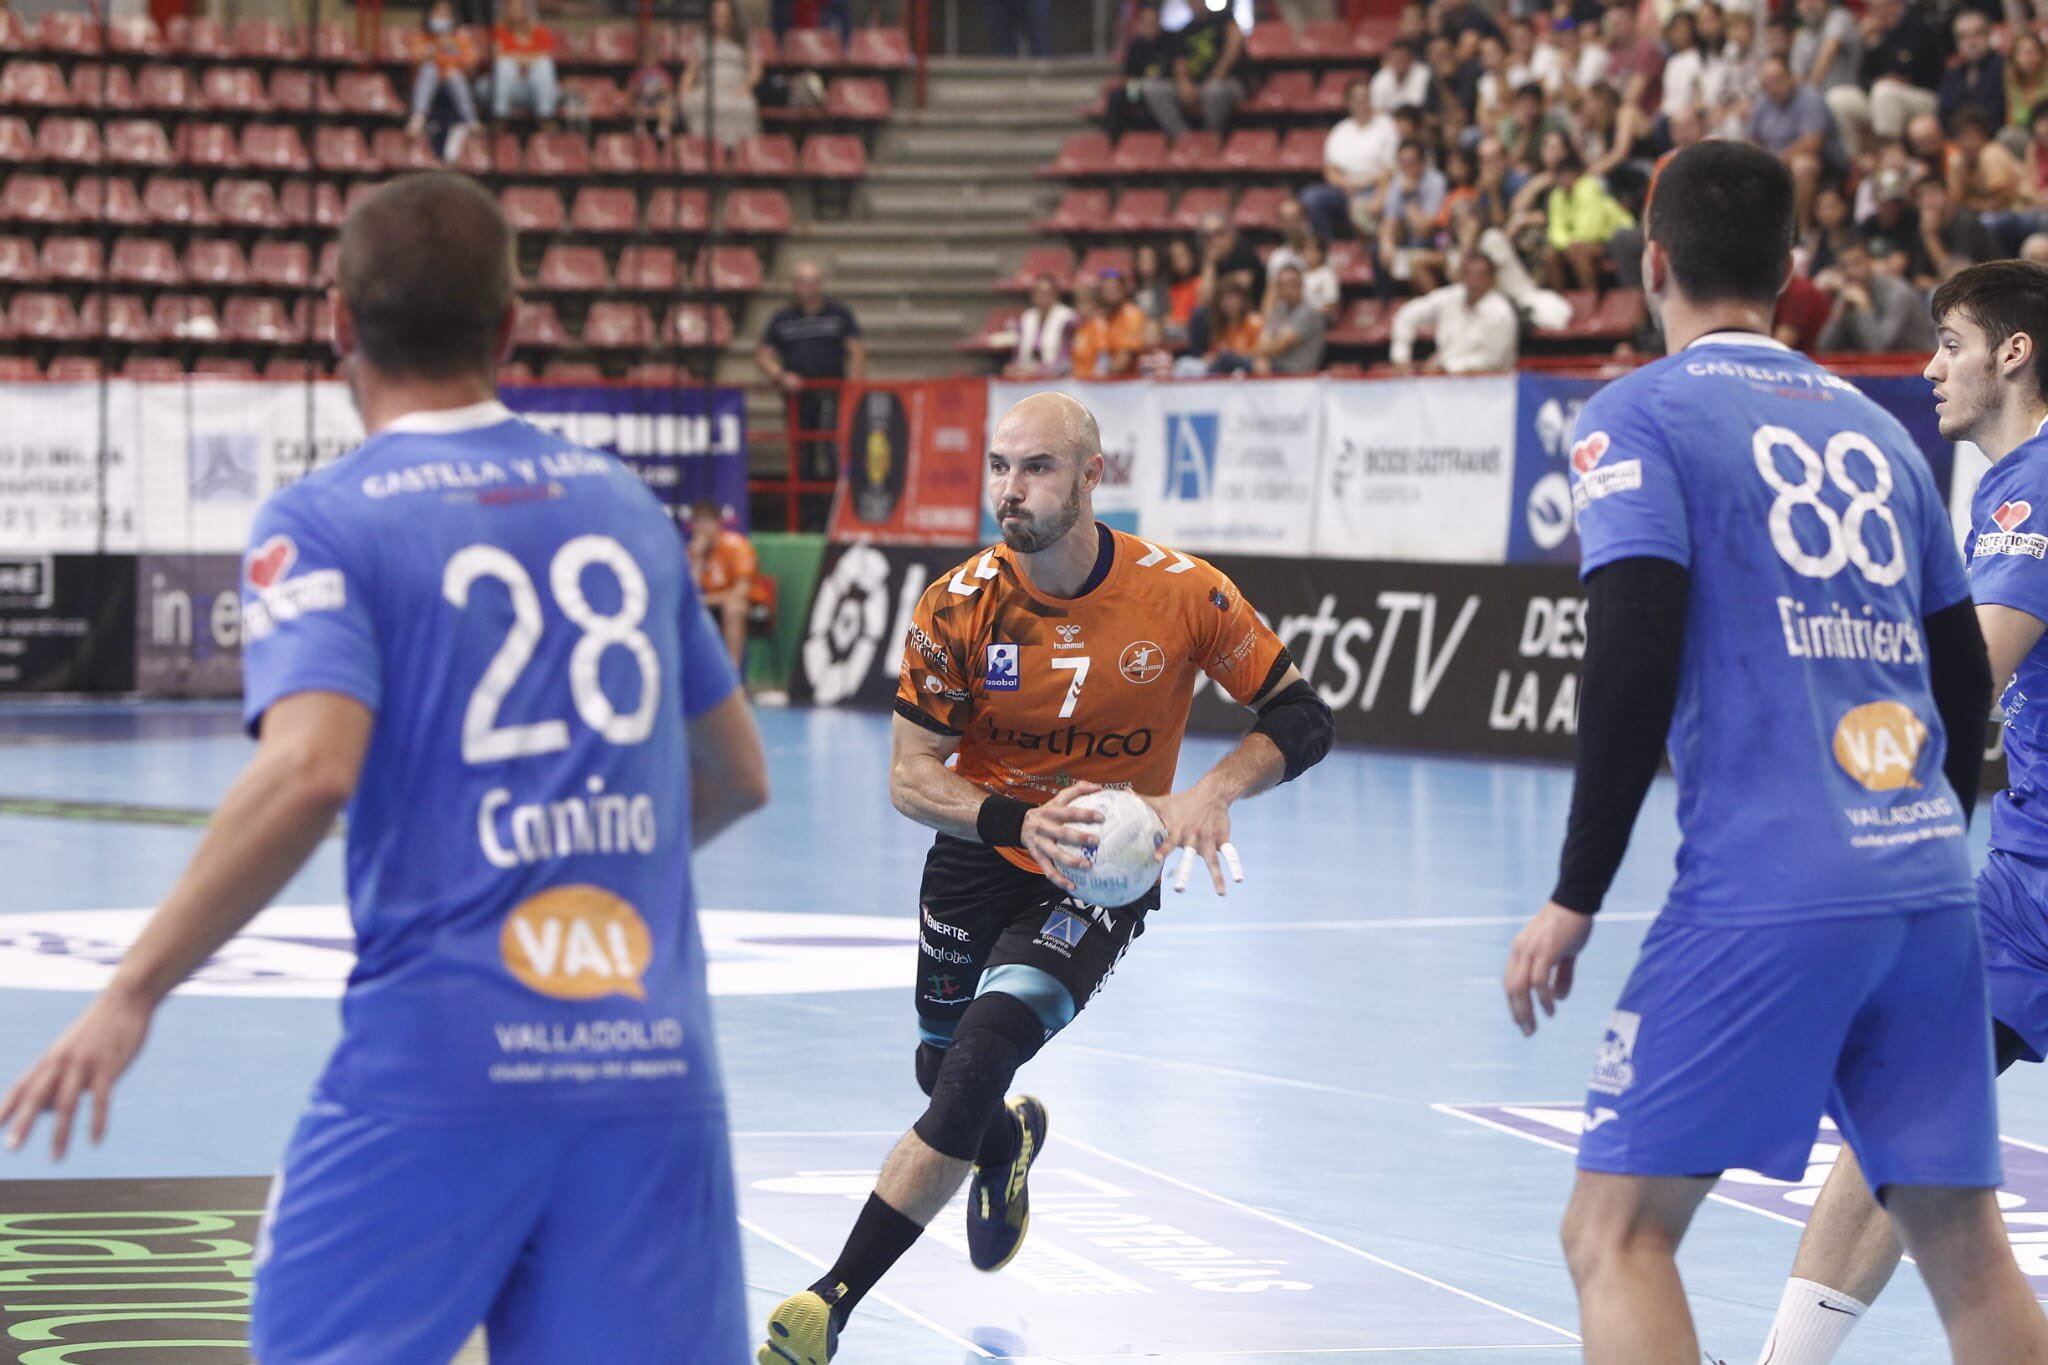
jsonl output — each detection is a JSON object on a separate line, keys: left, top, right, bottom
{"left": 1252, "top": 679, "right": 1335, "bottom": 782}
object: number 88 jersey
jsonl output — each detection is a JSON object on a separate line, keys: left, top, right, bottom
{"left": 240, "top": 402, "right": 738, "bottom": 1120}
{"left": 1569, "top": 333, "right": 1976, "bottom": 927}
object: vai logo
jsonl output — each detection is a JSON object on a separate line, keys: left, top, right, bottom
{"left": 1833, "top": 700, "right": 1926, "bottom": 791}
{"left": 1119, "top": 639, "right": 1165, "bottom": 684}
{"left": 985, "top": 643, "right": 1021, "bottom": 691}
{"left": 1163, "top": 412, "right": 1220, "bottom": 501}
{"left": 1570, "top": 431, "right": 1610, "bottom": 476}
{"left": 500, "top": 885, "right": 653, "bottom": 1001}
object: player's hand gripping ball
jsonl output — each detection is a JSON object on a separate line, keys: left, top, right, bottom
{"left": 1061, "top": 790, "right": 1168, "bottom": 907}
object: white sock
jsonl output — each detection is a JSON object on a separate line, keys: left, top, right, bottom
{"left": 1756, "top": 1276, "right": 1868, "bottom": 1365}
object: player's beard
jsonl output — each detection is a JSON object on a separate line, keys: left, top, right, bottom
{"left": 998, "top": 476, "right": 1084, "bottom": 554}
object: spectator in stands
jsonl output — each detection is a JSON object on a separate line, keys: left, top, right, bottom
{"left": 1426, "top": 33, "right": 1476, "bottom": 119}
{"left": 1660, "top": 11, "right": 1707, "bottom": 123}
{"left": 1006, "top": 274, "right": 1075, "bottom": 378}
{"left": 1131, "top": 243, "right": 1170, "bottom": 328}
{"left": 1196, "top": 213, "right": 1263, "bottom": 305}
{"left": 1499, "top": 80, "right": 1569, "bottom": 173}
{"left": 1145, "top": 0, "right": 1244, "bottom": 136}
{"left": 1950, "top": 105, "right": 2033, "bottom": 246}
{"left": 1749, "top": 54, "right": 1844, "bottom": 228}
{"left": 1815, "top": 238, "right": 1936, "bottom": 353}
{"left": 1912, "top": 173, "right": 2003, "bottom": 287}
{"left": 491, "top": 0, "right": 559, "bottom": 124}
{"left": 1298, "top": 234, "right": 1341, "bottom": 317}
{"left": 633, "top": 63, "right": 677, "bottom": 138}
{"left": 1603, "top": 3, "right": 1665, "bottom": 120}
{"left": 2011, "top": 34, "right": 2048, "bottom": 134}
{"left": 1251, "top": 265, "right": 1326, "bottom": 375}
{"left": 1450, "top": 194, "right": 1573, "bottom": 330}
{"left": 1264, "top": 198, "right": 1317, "bottom": 290}
{"left": 690, "top": 500, "right": 757, "bottom": 669}
{"left": 1773, "top": 269, "right": 1835, "bottom": 350}
{"left": 2025, "top": 232, "right": 2048, "bottom": 264}
{"left": 1301, "top": 80, "right": 1398, "bottom": 241}
{"left": 1904, "top": 110, "right": 1952, "bottom": 179}
{"left": 1838, "top": 0, "right": 1945, "bottom": 150}
{"left": 1164, "top": 237, "right": 1202, "bottom": 343}
{"left": 1802, "top": 182, "right": 1857, "bottom": 276}
{"left": 1435, "top": 0, "right": 1504, "bottom": 49}
{"left": 2024, "top": 100, "right": 2048, "bottom": 200}
{"left": 1095, "top": 271, "right": 1149, "bottom": 376}
{"left": 1790, "top": 0, "right": 1861, "bottom": 100}
{"left": 1374, "top": 39, "right": 1434, "bottom": 113}
{"left": 1538, "top": 15, "right": 1608, "bottom": 98}
{"left": 1474, "top": 133, "right": 1515, "bottom": 217}
{"left": 1389, "top": 250, "right": 1518, "bottom": 374}
{"left": 1942, "top": 9, "right": 2005, "bottom": 135}
{"left": 1371, "top": 139, "right": 1450, "bottom": 297}
{"left": 987, "top": 0, "right": 1053, "bottom": 58}
{"left": 1108, "top": 2, "right": 1173, "bottom": 139}
{"left": 1709, "top": 8, "right": 1764, "bottom": 137}
{"left": 407, "top": 0, "right": 482, "bottom": 159}
{"left": 1516, "top": 129, "right": 1633, "bottom": 292}
{"left": 680, "top": 0, "right": 761, "bottom": 148}
{"left": 1193, "top": 277, "right": 1262, "bottom": 375}
{"left": 773, "top": 0, "right": 848, "bottom": 45}
{"left": 757, "top": 260, "right": 865, "bottom": 482}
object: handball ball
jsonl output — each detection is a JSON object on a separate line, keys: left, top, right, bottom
{"left": 1063, "top": 789, "right": 1167, "bottom": 908}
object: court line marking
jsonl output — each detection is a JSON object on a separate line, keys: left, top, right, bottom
{"left": 737, "top": 1216, "right": 994, "bottom": 1359}
{"left": 1155, "top": 912, "right": 1656, "bottom": 934}
{"left": 1063, "top": 1043, "right": 1412, "bottom": 1103}
{"left": 1009, "top": 1346, "right": 1581, "bottom": 1360}
{"left": 1055, "top": 1135, "right": 1583, "bottom": 1344}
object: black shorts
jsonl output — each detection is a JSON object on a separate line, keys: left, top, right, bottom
{"left": 915, "top": 834, "right": 1155, "bottom": 1047}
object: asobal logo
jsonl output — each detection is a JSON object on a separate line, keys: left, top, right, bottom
{"left": 0, "top": 906, "right": 919, "bottom": 998}
{"left": 1163, "top": 413, "right": 1219, "bottom": 501}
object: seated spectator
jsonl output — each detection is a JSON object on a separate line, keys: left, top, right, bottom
{"left": 1373, "top": 39, "right": 1433, "bottom": 114}
{"left": 2024, "top": 100, "right": 2048, "bottom": 202}
{"left": 680, "top": 0, "right": 761, "bottom": 148}
{"left": 1498, "top": 81, "right": 1571, "bottom": 174}
{"left": 1006, "top": 274, "right": 1076, "bottom": 378}
{"left": 1164, "top": 237, "right": 1202, "bottom": 343}
{"left": 407, "top": 0, "right": 482, "bottom": 159}
{"left": 1067, "top": 274, "right": 1105, "bottom": 376}
{"left": 1389, "top": 250, "right": 1520, "bottom": 374}
{"left": 1815, "top": 238, "right": 1936, "bottom": 353}
{"left": 491, "top": 0, "right": 558, "bottom": 123}
{"left": 1789, "top": 0, "right": 1861, "bottom": 102}
{"left": 1749, "top": 54, "right": 1845, "bottom": 227}
{"left": 1131, "top": 243, "right": 1170, "bottom": 332}
{"left": 1449, "top": 196, "right": 1574, "bottom": 331}
{"left": 1371, "top": 138, "right": 1450, "bottom": 297}
{"left": 689, "top": 500, "right": 757, "bottom": 669}
{"left": 1253, "top": 265, "right": 1326, "bottom": 375}
{"left": 1911, "top": 173, "right": 2002, "bottom": 288}
{"left": 1574, "top": 82, "right": 1639, "bottom": 180}
{"left": 1510, "top": 130, "right": 1633, "bottom": 292}
{"left": 1940, "top": 9, "right": 2004, "bottom": 136}
{"left": 1187, "top": 277, "right": 1262, "bottom": 375}
{"left": 2012, "top": 33, "right": 2048, "bottom": 135}
{"left": 1107, "top": 2, "right": 1174, "bottom": 140}
{"left": 1263, "top": 199, "right": 1317, "bottom": 289}
{"left": 1196, "top": 213, "right": 1263, "bottom": 306}
{"left": 1427, "top": 34, "right": 1477, "bottom": 120}
{"left": 1602, "top": 3, "right": 1665, "bottom": 122}
{"left": 1297, "top": 234, "right": 1340, "bottom": 317}
{"left": 1835, "top": 0, "right": 1943, "bottom": 152}
{"left": 1474, "top": 33, "right": 1513, "bottom": 129}
{"left": 1800, "top": 183, "right": 1857, "bottom": 277}
{"left": 632, "top": 64, "right": 676, "bottom": 137}
{"left": 1474, "top": 134, "right": 1515, "bottom": 219}
{"left": 1537, "top": 15, "right": 1609, "bottom": 98}
{"left": 1144, "top": 0, "right": 1245, "bottom": 137}
{"left": 1301, "top": 81, "right": 1400, "bottom": 241}
{"left": 1949, "top": 106, "right": 2034, "bottom": 247}
{"left": 1660, "top": 11, "right": 1708, "bottom": 123}
{"left": 1097, "top": 271, "right": 1148, "bottom": 375}
{"left": 1774, "top": 270, "right": 1835, "bottom": 351}
{"left": 1691, "top": 3, "right": 1741, "bottom": 115}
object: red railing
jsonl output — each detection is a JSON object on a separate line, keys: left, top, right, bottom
{"left": 749, "top": 377, "right": 846, "bottom": 530}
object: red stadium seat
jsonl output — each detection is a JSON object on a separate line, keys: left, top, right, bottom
{"left": 1171, "top": 185, "right": 1232, "bottom": 231}
{"left": 625, "top": 362, "right": 681, "bottom": 384}
{"left": 671, "top": 136, "right": 727, "bottom": 176}
{"left": 498, "top": 361, "right": 536, "bottom": 384}
{"left": 1299, "top": 18, "right": 1352, "bottom": 55}
{"left": 846, "top": 27, "right": 910, "bottom": 68}
{"left": 1221, "top": 128, "right": 1281, "bottom": 171}
{"left": 223, "top": 296, "right": 302, "bottom": 345}
{"left": 39, "top": 12, "right": 101, "bottom": 56}
{"left": 143, "top": 176, "right": 215, "bottom": 226}
{"left": 170, "top": 17, "right": 233, "bottom": 60}
{"left": 11, "top": 293, "right": 84, "bottom": 341}
{"left": 240, "top": 124, "right": 309, "bottom": 173}
{"left": 150, "top": 295, "right": 221, "bottom": 340}
{"left": 568, "top": 186, "right": 638, "bottom": 233}
{"left": 0, "top": 358, "right": 39, "bottom": 381}
{"left": 123, "top": 356, "right": 185, "bottom": 380}
{"left": 695, "top": 245, "right": 763, "bottom": 292}
{"left": 560, "top": 77, "right": 627, "bottom": 121}
{"left": 1248, "top": 70, "right": 1314, "bottom": 114}
{"left": 782, "top": 27, "right": 842, "bottom": 67}
{"left": 733, "top": 133, "right": 798, "bottom": 177}
{"left": 501, "top": 186, "right": 566, "bottom": 233}
{"left": 315, "top": 241, "right": 340, "bottom": 286}
{"left": 199, "top": 65, "right": 267, "bottom": 113}
{"left": 75, "top": 177, "right": 146, "bottom": 226}
{"left": 184, "top": 238, "right": 248, "bottom": 286}
{"left": 484, "top": 128, "right": 524, "bottom": 171}
{"left": 999, "top": 244, "right": 1075, "bottom": 292}
{"left": 1326, "top": 297, "right": 1384, "bottom": 346}
{"left": 1076, "top": 246, "right": 1133, "bottom": 280}
{"left": 193, "top": 358, "right": 258, "bottom": 379}
{"left": 1351, "top": 16, "right": 1398, "bottom": 58}
{"left": 1110, "top": 131, "right": 1167, "bottom": 175}
{"left": 536, "top": 244, "right": 610, "bottom": 291}
{"left": 341, "top": 182, "right": 381, "bottom": 218}
{"left": 376, "top": 26, "right": 416, "bottom": 64}
{"left": 1280, "top": 127, "right": 1325, "bottom": 172}
{"left": 585, "top": 23, "right": 638, "bottom": 64}
{"left": 1047, "top": 131, "right": 1112, "bottom": 178}
{"left": 249, "top": 240, "right": 311, "bottom": 290}
{"left": 312, "top": 21, "right": 361, "bottom": 63}
{"left": 1244, "top": 23, "right": 1301, "bottom": 63}
{"left": 290, "top": 296, "right": 334, "bottom": 344}
{"left": 1041, "top": 188, "right": 1109, "bottom": 234}
{"left": 266, "top": 70, "right": 334, "bottom": 114}
{"left": 447, "top": 133, "right": 496, "bottom": 177}
{"left": 526, "top": 132, "right": 590, "bottom": 177}
{"left": 212, "top": 179, "right": 284, "bottom": 229}
{"left": 749, "top": 29, "right": 780, "bottom": 67}
{"left": 262, "top": 357, "right": 319, "bottom": 381}
{"left": 1326, "top": 238, "right": 1373, "bottom": 287}
{"left": 280, "top": 181, "right": 345, "bottom": 229}
{"left": 1230, "top": 184, "right": 1288, "bottom": 229}
{"left": 513, "top": 302, "right": 569, "bottom": 347}
{"left": 0, "top": 61, "right": 68, "bottom": 108}
{"left": 335, "top": 72, "right": 401, "bottom": 117}
{"left": 1569, "top": 288, "right": 1645, "bottom": 341}
{"left": 180, "top": 122, "right": 241, "bottom": 170}
{"left": 107, "top": 15, "right": 166, "bottom": 57}
{"left": 0, "top": 11, "right": 27, "bottom": 53}
{"left": 70, "top": 63, "right": 138, "bottom": 109}
{"left": 141, "top": 64, "right": 199, "bottom": 110}
{"left": 592, "top": 131, "right": 657, "bottom": 175}
{"left": 1166, "top": 130, "right": 1223, "bottom": 172}
{"left": 45, "top": 356, "right": 104, "bottom": 382}
{"left": 1110, "top": 188, "right": 1171, "bottom": 233}
{"left": 311, "top": 126, "right": 373, "bottom": 174}
{"left": 541, "top": 360, "right": 605, "bottom": 382}
{"left": 1312, "top": 68, "right": 1354, "bottom": 112}
{"left": 582, "top": 302, "right": 654, "bottom": 349}
{"left": 232, "top": 19, "right": 297, "bottom": 60}
{"left": 36, "top": 118, "right": 102, "bottom": 166}
{"left": 0, "top": 117, "right": 29, "bottom": 163}
{"left": 2, "top": 174, "right": 72, "bottom": 224}
{"left": 665, "top": 303, "right": 733, "bottom": 348}
{"left": 961, "top": 304, "right": 1019, "bottom": 355}
{"left": 616, "top": 245, "right": 679, "bottom": 291}
{"left": 644, "top": 188, "right": 708, "bottom": 232}
{"left": 721, "top": 188, "right": 791, "bottom": 234}
{"left": 84, "top": 294, "right": 154, "bottom": 344}
{"left": 372, "top": 127, "right": 438, "bottom": 173}
{"left": 40, "top": 235, "right": 104, "bottom": 284}
{"left": 826, "top": 77, "right": 890, "bottom": 120}
{"left": 0, "top": 235, "right": 38, "bottom": 282}
{"left": 800, "top": 134, "right": 865, "bottom": 179}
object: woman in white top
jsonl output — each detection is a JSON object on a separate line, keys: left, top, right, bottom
{"left": 680, "top": 0, "right": 761, "bottom": 147}
{"left": 1659, "top": 10, "right": 1706, "bottom": 121}
{"left": 1005, "top": 275, "right": 1077, "bottom": 378}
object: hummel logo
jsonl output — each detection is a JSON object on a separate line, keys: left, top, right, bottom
{"left": 1583, "top": 1107, "right": 1620, "bottom": 1132}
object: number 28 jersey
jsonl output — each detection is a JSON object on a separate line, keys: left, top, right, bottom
{"left": 1570, "top": 334, "right": 1974, "bottom": 925}
{"left": 240, "top": 402, "right": 738, "bottom": 1119}
{"left": 893, "top": 524, "right": 1288, "bottom": 875}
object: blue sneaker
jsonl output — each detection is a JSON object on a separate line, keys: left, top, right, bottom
{"left": 967, "top": 1096, "right": 1047, "bottom": 1272}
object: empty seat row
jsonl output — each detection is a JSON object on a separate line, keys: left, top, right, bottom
{"left": 2, "top": 290, "right": 327, "bottom": 344}
{"left": 0, "top": 356, "right": 722, "bottom": 382}
{"left": 530, "top": 243, "right": 762, "bottom": 292}
{"left": 1040, "top": 185, "right": 1308, "bottom": 235}
{"left": 0, "top": 234, "right": 334, "bottom": 288}
{"left": 0, "top": 60, "right": 401, "bottom": 115}
{"left": 1048, "top": 128, "right": 1328, "bottom": 179}
{"left": 511, "top": 300, "right": 735, "bottom": 349}
{"left": 1240, "top": 18, "right": 1401, "bottom": 65}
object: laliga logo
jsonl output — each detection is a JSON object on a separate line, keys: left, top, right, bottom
{"left": 1996, "top": 500, "right": 2034, "bottom": 533}
{"left": 1570, "top": 432, "right": 1610, "bottom": 476}
{"left": 501, "top": 885, "right": 653, "bottom": 1001}
{"left": 245, "top": 535, "right": 297, "bottom": 590}
{"left": 1833, "top": 701, "right": 1927, "bottom": 792}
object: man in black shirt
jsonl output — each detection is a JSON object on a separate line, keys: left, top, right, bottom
{"left": 756, "top": 259, "right": 866, "bottom": 484}
{"left": 1109, "top": 1, "right": 1172, "bottom": 140}
{"left": 1834, "top": 0, "right": 1944, "bottom": 147}
{"left": 1938, "top": 8, "right": 2004, "bottom": 135}
{"left": 1142, "top": 0, "right": 1244, "bottom": 137}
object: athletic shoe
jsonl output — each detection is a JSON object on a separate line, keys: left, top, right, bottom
{"left": 967, "top": 1095, "right": 1047, "bottom": 1272}
{"left": 759, "top": 1283, "right": 844, "bottom": 1365}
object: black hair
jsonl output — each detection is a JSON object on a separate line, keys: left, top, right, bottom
{"left": 1645, "top": 140, "right": 1794, "bottom": 307}
{"left": 1951, "top": 105, "right": 1996, "bottom": 138}
{"left": 1932, "top": 261, "right": 2048, "bottom": 398}
{"left": 338, "top": 171, "right": 514, "bottom": 379}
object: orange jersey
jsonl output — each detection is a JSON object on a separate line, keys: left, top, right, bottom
{"left": 895, "top": 526, "right": 1288, "bottom": 873}
{"left": 696, "top": 528, "right": 757, "bottom": 596}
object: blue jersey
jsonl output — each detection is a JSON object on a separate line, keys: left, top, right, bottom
{"left": 1967, "top": 423, "right": 2048, "bottom": 861}
{"left": 240, "top": 401, "right": 738, "bottom": 1120}
{"left": 1571, "top": 333, "right": 1974, "bottom": 924}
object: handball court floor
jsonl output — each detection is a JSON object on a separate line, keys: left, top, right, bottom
{"left": 1, "top": 701, "right": 2042, "bottom": 1364}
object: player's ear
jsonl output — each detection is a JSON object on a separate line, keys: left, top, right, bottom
{"left": 1641, "top": 239, "right": 1666, "bottom": 302}
{"left": 2003, "top": 328, "right": 2035, "bottom": 384}
{"left": 495, "top": 301, "right": 519, "bottom": 367}
{"left": 328, "top": 285, "right": 355, "bottom": 360}
{"left": 1082, "top": 450, "right": 1105, "bottom": 492}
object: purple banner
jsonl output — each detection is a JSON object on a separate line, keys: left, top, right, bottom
{"left": 499, "top": 384, "right": 749, "bottom": 528}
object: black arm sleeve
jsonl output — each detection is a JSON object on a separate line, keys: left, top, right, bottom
{"left": 1550, "top": 557, "right": 1690, "bottom": 915}
{"left": 1924, "top": 595, "right": 1991, "bottom": 824}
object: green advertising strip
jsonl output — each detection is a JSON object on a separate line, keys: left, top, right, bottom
{"left": 746, "top": 532, "right": 827, "bottom": 694}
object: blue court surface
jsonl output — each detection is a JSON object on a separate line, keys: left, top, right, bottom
{"left": 1, "top": 700, "right": 2041, "bottom": 1363}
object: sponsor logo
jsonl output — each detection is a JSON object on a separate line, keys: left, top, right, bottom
{"left": 1569, "top": 431, "right": 1609, "bottom": 475}
{"left": 985, "top": 643, "right": 1021, "bottom": 691}
{"left": 1210, "top": 587, "right": 1229, "bottom": 612}
{"left": 986, "top": 721, "right": 1154, "bottom": 758}
{"left": 1055, "top": 623, "right": 1084, "bottom": 650}
{"left": 1583, "top": 1107, "right": 1619, "bottom": 1133}
{"left": 1039, "top": 908, "right": 1089, "bottom": 951}
{"left": 0, "top": 554, "right": 53, "bottom": 610}
{"left": 245, "top": 535, "right": 295, "bottom": 590}
{"left": 1571, "top": 459, "right": 1643, "bottom": 510}
{"left": 187, "top": 431, "right": 259, "bottom": 502}
{"left": 924, "top": 673, "right": 943, "bottom": 693}
{"left": 1589, "top": 1009, "right": 1640, "bottom": 1096}
{"left": 1833, "top": 700, "right": 1926, "bottom": 792}
{"left": 802, "top": 543, "right": 896, "bottom": 706}
{"left": 1525, "top": 471, "right": 1574, "bottom": 552}
{"left": 907, "top": 623, "right": 951, "bottom": 673}
{"left": 926, "top": 973, "right": 964, "bottom": 1000}
{"left": 1778, "top": 598, "right": 1925, "bottom": 666}
{"left": 919, "top": 935, "right": 974, "bottom": 965}
{"left": 1977, "top": 499, "right": 2048, "bottom": 559}
{"left": 1120, "top": 640, "right": 1166, "bottom": 685}
{"left": 1164, "top": 412, "right": 1220, "bottom": 501}
{"left": 921, "top": 905, "right": 971, "bottom": 941}
{"left": 499, "top": 886, "right": 653, "bottom": 1001}
{"left": 241, "top": 535, "right": 345, "bottom": 642}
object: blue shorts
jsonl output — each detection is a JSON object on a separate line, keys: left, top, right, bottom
{"left": 1980, "top": 849, "right": 2048, "bottom": 1064}
{"left": 251, "top": 1101, "right": 745, "bottom": 1365}
{"left": 1577, "top": 905, "right": 2001, "bottom": 1194}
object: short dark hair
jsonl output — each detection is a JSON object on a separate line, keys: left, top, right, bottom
{"left": 1952, "top": 105, "right": 1995, "bottom": 138}
{"left": 1514, "top": 80, "right": 1544, "bottom": 102}
{"left": 1932, "top": 260, "right": 2048, "bottom": 397}
{"left": 1397, "top": 138, "right": 1426, "bottom": 158}
{"left": 691, "top": 498, "right": 723, "bottom": 521}
{"left": 1645, "top": 141, "right": 1794, "bottom": 306}
{"left": 1345, "top": 76, "right": 1370, "bottom": 99}
{"left": 337, "top": 171, "right": 515, "bottom": 379}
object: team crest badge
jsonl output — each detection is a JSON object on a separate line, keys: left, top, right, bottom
{"left": 1120, "top": 640, "right": 1165, "bottom": 685}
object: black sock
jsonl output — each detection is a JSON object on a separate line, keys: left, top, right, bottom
{"left": 974, "top": 1103, "right": 1019, "bottom": 1168}
{"left": 809, "top": 1193, "right": 925, "bottom": 1324}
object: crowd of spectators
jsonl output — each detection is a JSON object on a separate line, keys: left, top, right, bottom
{"left": 1015, "top": 0, "right": 2048, "bottom": 379}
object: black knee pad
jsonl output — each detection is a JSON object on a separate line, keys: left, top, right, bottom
{"left": 914, "top": 1041, "right": 945, "bottom": 1097}
{"left": 910, "top": 992, "right": 1045, "bottom": 1161}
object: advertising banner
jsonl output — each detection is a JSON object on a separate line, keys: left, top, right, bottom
{"left": 0, "top": 383, "right": 141, "bottom": 552}
{"left": 825, "top": 379, "right": 987, "bottom": 546}
{"left": 134, "top": 554, "right": 243, "bottom": 699}
{"left": 504, "top": 383, "right": 749, "bottom": 527}
{"left": 1508, "top": 375, "right": 1605, "bottom": 565}
{"left": 1142, "top": 378, "right": 1321, "bottom": 557}
{"left": 1315, "top": 376, "right": 1518, "bottom": 563}
{"left": 788, "top": 541, "right": 975, "bottom": 708}
{"left": 0, "top": 554, "right": 136, "bottom": 693}
{"left": 984, "top": 379, "right": 1150, "bottom": 537}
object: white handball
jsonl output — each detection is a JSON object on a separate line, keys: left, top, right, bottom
{"left": 1061, "top": 789, "right": 1167, "bottom": 908}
